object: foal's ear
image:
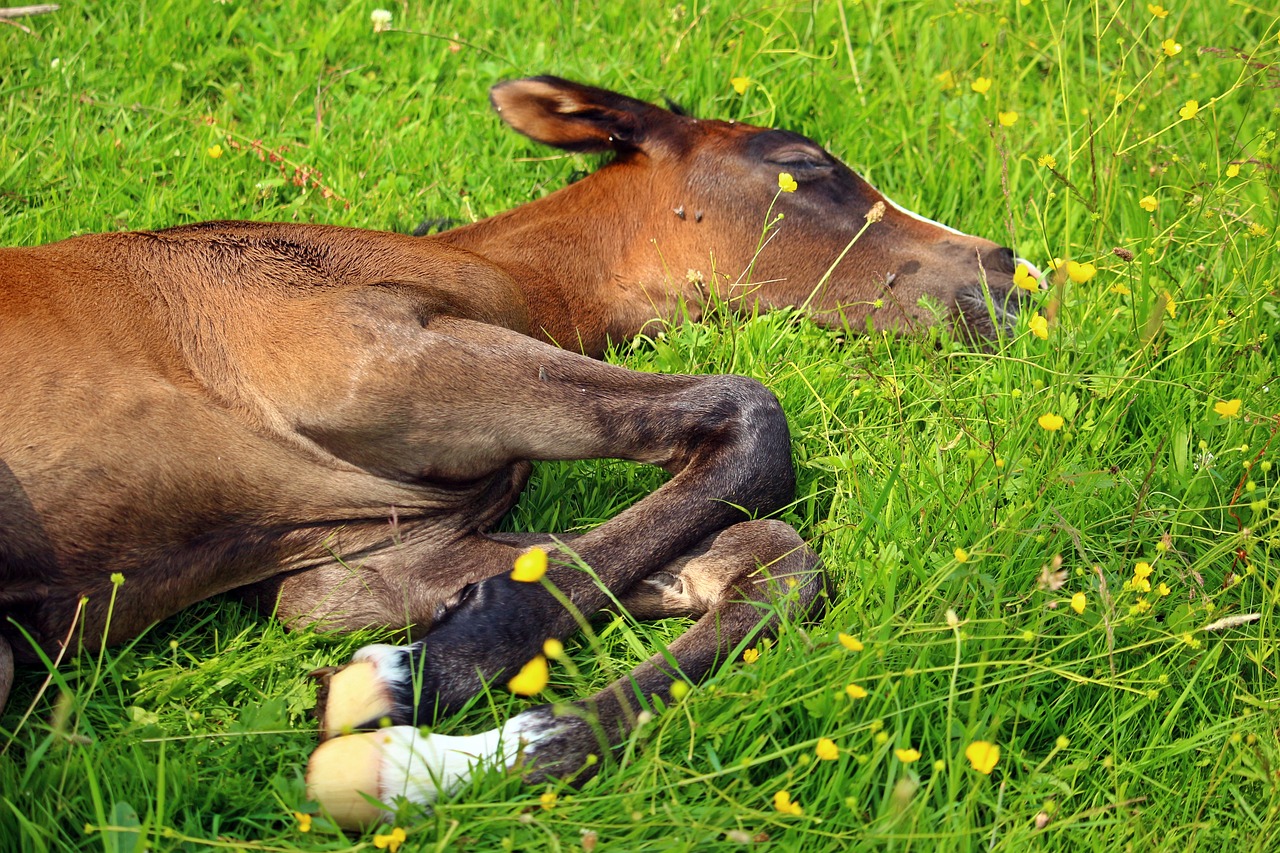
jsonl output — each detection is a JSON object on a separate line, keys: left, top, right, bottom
{"left": 489, "top": 76, "right": 668, "bottom": 153}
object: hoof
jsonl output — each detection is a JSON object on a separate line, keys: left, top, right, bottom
{"left": 306, "top": 712, "right": 560, "bottom": 829}
{"left": 314, "top": 644, "right": 415, "bottom": 739}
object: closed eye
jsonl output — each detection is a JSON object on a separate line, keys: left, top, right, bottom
{"left": 764, "top": 148, "right": 831, "bottom": 171}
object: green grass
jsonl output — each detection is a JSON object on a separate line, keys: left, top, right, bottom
{"left": 2, "top": 0, "right": 1279, "bottom": 850}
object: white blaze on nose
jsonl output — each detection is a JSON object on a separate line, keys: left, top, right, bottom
{"left": 875, "top": 185, "right": 1044, "bottom": 285}
{"left": 874, "top": 186, "right": 969, "bottom": 238}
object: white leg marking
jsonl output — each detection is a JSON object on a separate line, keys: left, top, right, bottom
{"left": 308, "top": 710, "right": 559, "bottom": 828}
{"left": 321, "top": 643, "right": 417, "bottom": 737}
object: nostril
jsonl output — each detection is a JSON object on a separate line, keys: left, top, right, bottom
{"left": 985, "top": 246, "right": 1016, "bottom": 273}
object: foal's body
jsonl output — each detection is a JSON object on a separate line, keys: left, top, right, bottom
{"left": 1, "top": 77, "right": 1032, "bottom": 824}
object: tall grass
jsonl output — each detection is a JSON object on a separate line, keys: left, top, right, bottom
{"left": 2, "top": 1, "right": 1277, "bottom": 850}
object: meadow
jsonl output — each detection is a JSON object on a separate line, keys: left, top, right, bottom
{"left": 1, "top": 0, "right": 1278, "bottom": 850}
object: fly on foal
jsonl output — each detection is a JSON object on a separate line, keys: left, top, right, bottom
{"left": 0, "top": 77, "right": 1032, "bottom": 828}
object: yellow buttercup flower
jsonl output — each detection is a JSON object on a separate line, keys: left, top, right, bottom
{"left": 778, "top": 172, "right": 798, "bottom": 193}
{"left": 1037, "top": 154, "right": 1057, "bottom": 169}
{"left": 511, "top": 547, "right": 548, "bottom": 582}
{"left": 542, "top": 638, "right": 565, "bottom": 659}
{"left": 1038, "top": 413, "right": 1065, "bottom": 432}
{"left": 1110, "top": 283, "right": 1131, "bottom": 296}
{"left": 895, "top": 747, "right": 921, "bottom": 763}
{"left": 1157, "top": 582, "right": 1171, "bottom": 596}
{"left": 293, "top": 812, "right": 312, "bottom": 833}
{"left": 1134, "top": 562, "right": 1153, "bottom": 580}
{"left": 731, "top": 76, "right": 750, "bottom": 95}
{"left": 838, "top": 633, "right": 864, "bottom": 651}
{"left": 1179, "top": 100, "right": 1199, "bottom": 121}
{"left": 1148, "top": 3, "right": 1169, "bottom": 17}
{"left": 1029, "top": 313, "right": 1048, "bottom": 340}
{"left": 1013, "top": 263, "right": 1038, "bottom": 292}
{"left": 507, "top": 654, "right": 549, "bottom": 695}
{"left": 954, "top": 547, "right": 970, "bottom": 563}
{"left": 373, "top": 827, "right": 407, "bottom": 852}
{"left": 773, "top": 790, "right": 803, "bottom": 816}
{"left": 206, "top": 144, "right": 223, "bottom": 159}
{"left": 742, "top": 647, "right": 760, "bottom": 664}
{"left": 1162, "top": 39, "right": 1182, "bottom": 57}
{"left": 1226, "top": 163, "right": 1240, "bottom": 178}
{"left": 1214, "top": 399, "right": 1242, "bottom": 418}
{"left": 1070, "top": 592, "right": 1086, "bottom": 614}
{"left": 1164, "top": 294, "right": 1177, "bottom": 318}
{"left": 964, "top": 741, "right": 1001, "bottom": 774}
{"left": 845, "top": 683, "right": 868, "bottom": 699}
{"left": 816, "top": 738, "right": 839, "bottom": 761}
{"left": 1139, "top": 195, "right": 1158, "bottom": 212}
{"left": 1066, "top": 261, "right": 1097, "bottom": 283}
{"left": 998, "top": 111, "right": 1018, "bottom": 127}
{"left": 971, "top": 76, "right": 992, "bottom": 95}
{"left": 539, "top": 791, "right": 557, "bottom": 810}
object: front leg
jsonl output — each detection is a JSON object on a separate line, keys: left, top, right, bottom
{"left": 308, "top": 520, "right": 825, "bottom": 828}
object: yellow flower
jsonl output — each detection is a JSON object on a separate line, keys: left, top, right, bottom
{"left": 1029, "top": 312, "right": 1048, "bottom": 340}
{"left": 1164, "top": 294, "right": 1177, "bottom": 318}
{"left": 1179, "top": 100, "right": 1199, "bottom": 121}
{"left": 1110, "top": 283, "right": 1131, "bottom": 296}
{"left": 1214, "top": 399, "right": 1242, "bottom": 418}
{"left": 1133, "top": 576, "right": 1151, "bottom": 593}
{"left": 507, "top": 654, "right": 549, "bottom": 695}
{"left": 206, "top": 144, "right": 223, "bottom": 159}
{"left": 1162, "top": 39, "right": 1182, "bottom": 57}
{"left": 742, "top": 647, "right": 760, "bottom": 664}
{"left": 816, "top": 738, "right": 839, "bottom": 761}
{"left": 1013, "top": 263, "right": 1038, "bottom": 292}
{"left": 1133, "top": 562, "right": 1153, "bottom": 580}
{"left": 1037, "top": 154, "right": 1058, "bottom": 169}
{"left": 838, "top": 633, "right": 864, "bottom": 651}
{"left": 1038, "top": 413, "right": 1065, "bottom": 432}
{"left": 1157, "top": 582, "right": 1171, "bottom": 596}
{"left": 373, "top": 827, "right": 407, "bottom": 852}
{"left": 539, "top": 791, "right": 557, "bottom": 810}
{"left": 1139, "top": 195, "right": 1158, "bottom": 212}
{"left": 954, "top": 547, "right": 970, "bottom": 563}
{"left": 971, "top": 76, "right": 992, "bottom": 95}
{"left": 895, "top": 747, "right": 921, "bottom": 763}
{"left": 1226, "top": 163, "right": 1240, "bottom": 178}
{"left": 1148, "top": 3, "right": 1169, "bottom": 17}
{"left": 773, "top": 790, "right": 803, "bottom": 816}
{"left": 1066, "top": 261, "right": 1097, "bottom": 283}
{"left": 845, "top": 683, "right": 868, "bottom": 699}
{"left": 936, "top": 70, "right": 956, "bottom": 90}
{"left": 1070, "top": 592, "right": 1086, "bottom": 614}
{"left": 293, "top": 812, "right": 312, "bottom": 833}
{"left": 1248, "top": 222, "right": 1268, "bottom": 237}
{"left": 511, "top": 547, "right": 548, "bottom": 582}
{"left": 542, "top": 638, "right": 565, "bottom": 659}
{"left": 777, "top": 172, "right": 798, "bottom": 193}
{"left": 998, "top": 111, "right": 1018, "bottom": 127}
{"left": 731, "top": 76, "right": 750, "bottom": 95}
{"left": 964, "top": 741, "right": 1001, "bottom": 774}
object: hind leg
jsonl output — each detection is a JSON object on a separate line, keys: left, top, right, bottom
{"left": 306, "top": 519, "right": 824, "bottom": 827}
